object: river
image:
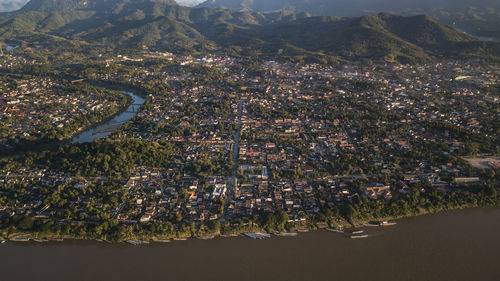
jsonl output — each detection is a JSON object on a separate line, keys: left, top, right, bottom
{"left": 0, "top": 208, "right": 499, "bottom": 281}
{"left": 5, "top": 44, "right": 19, "bottom": 51}
{"left": 71, "top": 91, "right": 145, "bottom": 143}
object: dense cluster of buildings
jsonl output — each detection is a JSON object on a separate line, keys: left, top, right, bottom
{"left": 0, "top": 77, "right": 126, "bottom": 147}
{"left": 0, "top": 51, "right": 498, "bottom": 227}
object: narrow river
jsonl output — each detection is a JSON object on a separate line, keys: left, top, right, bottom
{"left": 71, "top": 91, "right": 145, "bottom": 143}
{"left": 1, "top": 208, "right": 499, "bottom": 281}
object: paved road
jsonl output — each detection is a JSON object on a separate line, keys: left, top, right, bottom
{"left": 112, "top": 201, "right": 127, "bottom": 220}
{"left": 232, "top": 101, "right": 243, "bottom": 185}
{"left": 223, "top": 101, "right": 243, "bottom": 221}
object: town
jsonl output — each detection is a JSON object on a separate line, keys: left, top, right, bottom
{"left": 0, "top": 49, "right": 499, "bottom": 241}
{"left": 0, "top": 74, "right": 129, "bottom": 153}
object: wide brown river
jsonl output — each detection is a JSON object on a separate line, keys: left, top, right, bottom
{"left": 1, "top": 208, "right": 499, "bottom": 281}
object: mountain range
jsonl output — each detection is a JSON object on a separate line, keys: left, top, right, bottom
{"left": 198, "top": 0, "right": 500, "bottom": 41}
{"left": 0, "top": 0, "right": 204, "bottom": 11}
{"left": 198, "top": 0, "right": 500, "bottom": 15}
{"left": 0, "top": 0, "right": 498, "bottom": 63}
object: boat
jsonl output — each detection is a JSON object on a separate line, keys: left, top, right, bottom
{"left": 125, "top": 240, "right": 141, "bottom": 246}
{"left": 379, "top": 221, "right": 397, "bottom": 226}
{"left": 10, "top": 238, "right": 30, "bottom": 242}
{"left": 364, "top": 222, "right": 380, "bottom": 227}
{"left": 48, "top": 238, "right": 64, "bottom": 242}
{"left": 325, "top": 228, "right": 344, "bottom": 233}
{"left": 95, "top": 239, "right": 104, "bottom": 242}
{"left": 297, "top": 229, "right": 309, "bottom": 233}
{"left": 173, "top": 237, "right": 188, "bottom": 241}
{"left": 244, "top": 233, "right": 257, "bottom": 239}
{"left": 152, "top": 238, "right": 171, "bottom": 243}
{"left": 352, "top": 230, "right": 364, "bottom": 234}
{"left": 0, "top": 240, "right": 6, "bottom": 244}
{"left": 197, "top": 236, "right": 215, "bottom": 240}
{"left": 277, "top": 232, "right": 298, "bottom": 237}
{"left": 33, "top": 239, "right": 49, "bottom": 243}
{"left": 254, "top": 232, "right": 271, "bottom": 239}
{"left": 244, "top": 232, "right": 271, "bottom": 239}
{"left": 350, "top": 234, "right": 369, "bottom": 239}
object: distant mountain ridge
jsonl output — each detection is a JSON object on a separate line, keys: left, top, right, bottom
{"left": 0, "top": 0, "right": 498, "bottom": 63}
{"left": 198, "top": 0, "right": 500, "bottom": 41}
{"left": 198, "top": 0, "right": 500, "bottom": 15}
{"left": 20, "top": 0, "right": 178, "bottom": 12}
{"left": 0, "top": 0, "right": 202, "bottom": 12}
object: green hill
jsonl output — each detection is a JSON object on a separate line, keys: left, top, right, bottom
{"left": 198, "top": 0, "right": 500, "bottom": 15}
{"left": 198, "top": 0, "right": 500, "bottom": 41}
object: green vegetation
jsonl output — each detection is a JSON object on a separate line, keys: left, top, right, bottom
{"left": 200, "top": 0, "right": 500, "bottom": 41}
{"left": 317, "top": 181, "right": 499, "bottom": 227}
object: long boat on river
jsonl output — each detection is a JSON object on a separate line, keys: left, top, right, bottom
{"left": 379, "top": 221, "right": 397, "bottom": 226}
{"left": 350, "top": 234, "right": 369, "bottom": 239}
{"left": 277, "top": 232, "right": 298, "bottom": 237}
{"left": 244, "top": 233, "right": 271, "bottom": 239}
{"left": 48, "top": 238, "right": 64, "bottom": 242}
{"left": 325, "top": 228, "right": 344, "bottom": 233}
{"left": 10, "top": 238, "right": 30, "bottom": 242}
{"left": 33, "top": 239, "right": 49, "bottom": 243}
{"left": 152, "top": 238, "right": 171, "bottom": 243}
{"left": 173, "top": 237, "right": 188, "bottom": 241}
{"left": 197, "top": 236, "right": 215, "bottom": 240}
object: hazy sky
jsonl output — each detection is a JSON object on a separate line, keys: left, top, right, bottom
{"left": 175, "top": 0, "right": 205, "bottom": 7}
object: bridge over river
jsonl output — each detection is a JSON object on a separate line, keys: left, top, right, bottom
{"left": 72, "top": 90, "right": 145, "bottom": 143}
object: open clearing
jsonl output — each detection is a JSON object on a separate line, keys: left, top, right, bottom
{"left": 463, "top": 156, "right": 500, "bottom": 169}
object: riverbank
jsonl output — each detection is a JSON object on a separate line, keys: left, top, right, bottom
{"left": 0, "top": 85, "right": 139, "bottom": 157}
{"left": 71, "top": 89, "right": 144, "bottom": 143}
{"left": 3, "top": 208, "right": 500, "bottom": 281}
{"left": 2, "top": 205, "right": 497, "bottom": 245}
{"left": 70, "top": 89, "right": 133, "bottom": 143}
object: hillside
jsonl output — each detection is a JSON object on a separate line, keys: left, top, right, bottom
{"left": 0, "top": 0, "right": 498, "bottom": 63}
{"left": 198, "top": 0, "right": 500, "bottom": 41}
{"left": 222, "top": 14, "right": 497, "bottom": 63}
{"left": 198, "top": 0, "right": 500, "bottom": 15}
{"left": 0, "top": 0, "right": 203, "bottom": 12}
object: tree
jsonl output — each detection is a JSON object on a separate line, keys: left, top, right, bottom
{"left": 17, "top": 216, "right": 34, "bottom": 230}
{"left": 486, "top": 169, "right": 495, "bottom": 179}
{"left": 276, "top": 211, "right": 289, "bottom": 229}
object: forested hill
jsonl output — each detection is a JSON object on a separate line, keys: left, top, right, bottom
{"left": 198, "top": 0, "right": 500, "bottom": 15}
{"left": 0, "top": 0, "right": 498, "bottom": 63}
{"left": 0, "top": 0, "right": 203, "bottom": 12}
{"left": 198, "top": 0, "right": 500, "bottom": 41}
